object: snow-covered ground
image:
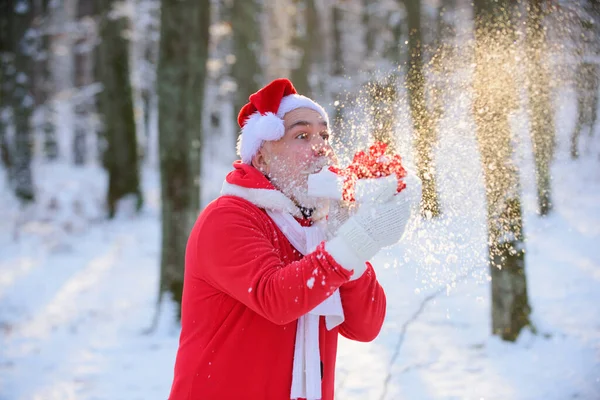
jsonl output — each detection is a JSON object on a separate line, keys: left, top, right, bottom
{"left": 1, "top": 84, "right": 599, "bottom": 400}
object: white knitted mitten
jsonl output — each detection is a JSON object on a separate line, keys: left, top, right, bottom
{"left": 325, "top": 172, "right": 422, "bottom": 280}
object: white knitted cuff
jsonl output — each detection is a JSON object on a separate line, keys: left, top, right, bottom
{"left": 325, "top": 236, "right": 369, "bottom": 280}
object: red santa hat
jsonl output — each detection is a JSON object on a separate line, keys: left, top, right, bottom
{"left": 237, "top": 78, "right": 330, "bottom": 164}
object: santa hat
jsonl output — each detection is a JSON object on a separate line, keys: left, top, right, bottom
{"left": 237, "top": 78, "right": 330, "bottom": 164}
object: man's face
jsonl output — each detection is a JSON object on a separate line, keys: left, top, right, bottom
{"left": 254, "top": 108, "right": 334, "bottom": 210}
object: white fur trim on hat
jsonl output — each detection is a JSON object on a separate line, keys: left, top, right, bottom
{"left": 276, "top": 94, "right": 329, "bottom": 124}
{"left": 237, "top": 95, "right": 329, "bottom": 164}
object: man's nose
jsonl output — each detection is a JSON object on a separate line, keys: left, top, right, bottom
{"left": 311, "top": 137, "right": 329, "bottom": 157}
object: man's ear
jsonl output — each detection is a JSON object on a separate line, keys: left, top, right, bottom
{"left": 251, "top": 146, "right": 270, "bottom": 175}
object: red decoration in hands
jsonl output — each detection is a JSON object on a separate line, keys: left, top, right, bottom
{"left": 328, "top": 142, "right": 407, "bottom": 201}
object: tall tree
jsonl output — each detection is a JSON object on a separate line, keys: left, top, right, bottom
{"left": 96, "top": 0, "right": 142, "bottom": 217}
{"left": 263, "top": 0, "right": 292, "bottom": 81}
{"left": 331, "top": 3, "right": 344, "bottom": 136}
{"left": 0, "top": 0, "right": 12, "bottom": 178}
{"left": 526, "top": 0, "right": 555, "bottom": 215}
{"left": 134, "top": 0, "right": 160, "bottom": 162}
{"left": 290, "top": 0, "right": 321, "bottom": 97}
{"left": 404, "top": 0, "right": 441, "bottom": 218}
{"left": 229, "top": 0, "right": 262, "bottom": 143}
{"left": 362, "top": 0, "right": 376, "bottom": 59}
{"left": 368, "top": 78, "right": 398, "bottom": 153}
{"left": 570, "top": 0, "right": 600, "bottom": 158}
{"left": 32, "top": 0, "right": 58, "bottom": 161}
{"left": 72, "top": 0, "right": 96, "bottom": 165}
{"left": 157, "top": 0, "right": 210, "bottom": 314}
{"left": 429, "top": 0, "right": 456, "bottom": 141}
{"left": 473, "top": 0, "right": 531, "bottom": 341}
{"left": 0, "top": 0, "right": 35, "bottom": 202}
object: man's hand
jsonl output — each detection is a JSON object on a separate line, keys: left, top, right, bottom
{"left": 325, "top": 173, "right": 400, "bottom": 239}
{"left": 324, "top": 175, "right": 421, "bottom": 280}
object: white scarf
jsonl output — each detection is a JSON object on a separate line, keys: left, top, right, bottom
{"left": 266, "top": 210, "right": 345, "bottom": 400}
{"left": 221, "top": 180, "right": 345, "bottom": 400}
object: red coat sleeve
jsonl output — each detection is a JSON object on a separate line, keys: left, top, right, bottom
{"left": 192, "top": 197, "right": 353, "bottom": 326}
{"left": 337, "top": 263, "right": 386, "bottom": 342}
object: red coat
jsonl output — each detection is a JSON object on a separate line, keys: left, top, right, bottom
{"left": 168, "top": 162, "right": 386, "bottom": 400}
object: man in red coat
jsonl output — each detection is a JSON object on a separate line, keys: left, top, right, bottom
{"left": 168, "top": 79, "right": 419, "bottom": 400}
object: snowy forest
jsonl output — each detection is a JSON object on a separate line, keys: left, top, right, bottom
{"left": 1, "top": 0, "right": 599, "bottom": 399}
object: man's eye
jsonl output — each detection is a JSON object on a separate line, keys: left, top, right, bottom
{"left": 320, "top": 132, "right": 330, "bottom": 140}
{"left": 296, "top": 132, "right": 308, "bottom": 139}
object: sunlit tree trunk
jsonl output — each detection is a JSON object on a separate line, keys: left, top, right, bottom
{"left": 363, "top": 1, "right": 399, "bottom": 154}
{"left": 405, "top": 0, "right": 441, "bottom": 218}
{"left": 97, "top": 0, "right": 142, "bottom": 217}
{"left": 473, "top": 0, "right": 531, "bottom": 341}
{"left": 157, "top": 0, "right": 209, "bottom": 315}
{"left": 526, "top": 0, "right": 555, "bottom": 215}
{"left": 368, "top": 79, "right": 398, "bottom": 153}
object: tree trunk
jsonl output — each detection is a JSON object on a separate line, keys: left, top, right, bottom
{"left": 571, "top": 0, "right": 600, "bottom": 158}
{"left": 526, "top": 0, "right": 555, "bottom": 216}
{"left": 73, "top": 0, "right": 96, "bottom": 165}
{"left": 362, "top": 0, "right": 376, "bottom": 59}
{"left": 141, "top": 45, "right": 153, "bottom": 157}
{"left": 0, "top": 1, "right": 12, "bottom": 178}
{"left": 230, "top": 0, "right": 262, "bottom": 143}
{"left": 290, "top": 0, "right": 320, "bottom": 97}
{"left": 263, "top": 0, "right": 292, "bottom": 81}
{"left": 33, "top": 0, "right": 58, "bottom": 161}
{"left": 429, "top": 0, "right": 455, "bottom": 138}
{"left": 473, "top": 0, "right": 531, "bottom": 341}
{"left": 571, "top": 62, "right": 599, "bottom": 159}
{"left": 0, "top": 73, "right": 12, "bottom": 181}
{"left": 404, "top": 0, "right": 441, "bottom": 218}
{"left": 157, "top": 0, "right": 209, "bottom": 315}
{"left": 331, "top": 3, "right": 344, "bottom": 135}
{"left": 97, "top": 0, "right": 142, "bottom": 217}
{"left": 6, "top": 0, "right": 36, "bottom": 202}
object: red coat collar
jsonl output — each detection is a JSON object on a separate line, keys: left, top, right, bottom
{"left": 225, "top": 160, "right": 276, "bottom": 190}
{"left": 222, "top": 161, "right": 321, "bottom": 225}
{"left": 222, "top": 161, "right": 302, "bottom": 218}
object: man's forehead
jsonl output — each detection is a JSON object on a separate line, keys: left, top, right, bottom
{"left": 283, "top": 109, "right": 328, "bottom": 129}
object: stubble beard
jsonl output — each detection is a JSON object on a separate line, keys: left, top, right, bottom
{"left": 268, "top": 158, "right": 330, "bottom": 214}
